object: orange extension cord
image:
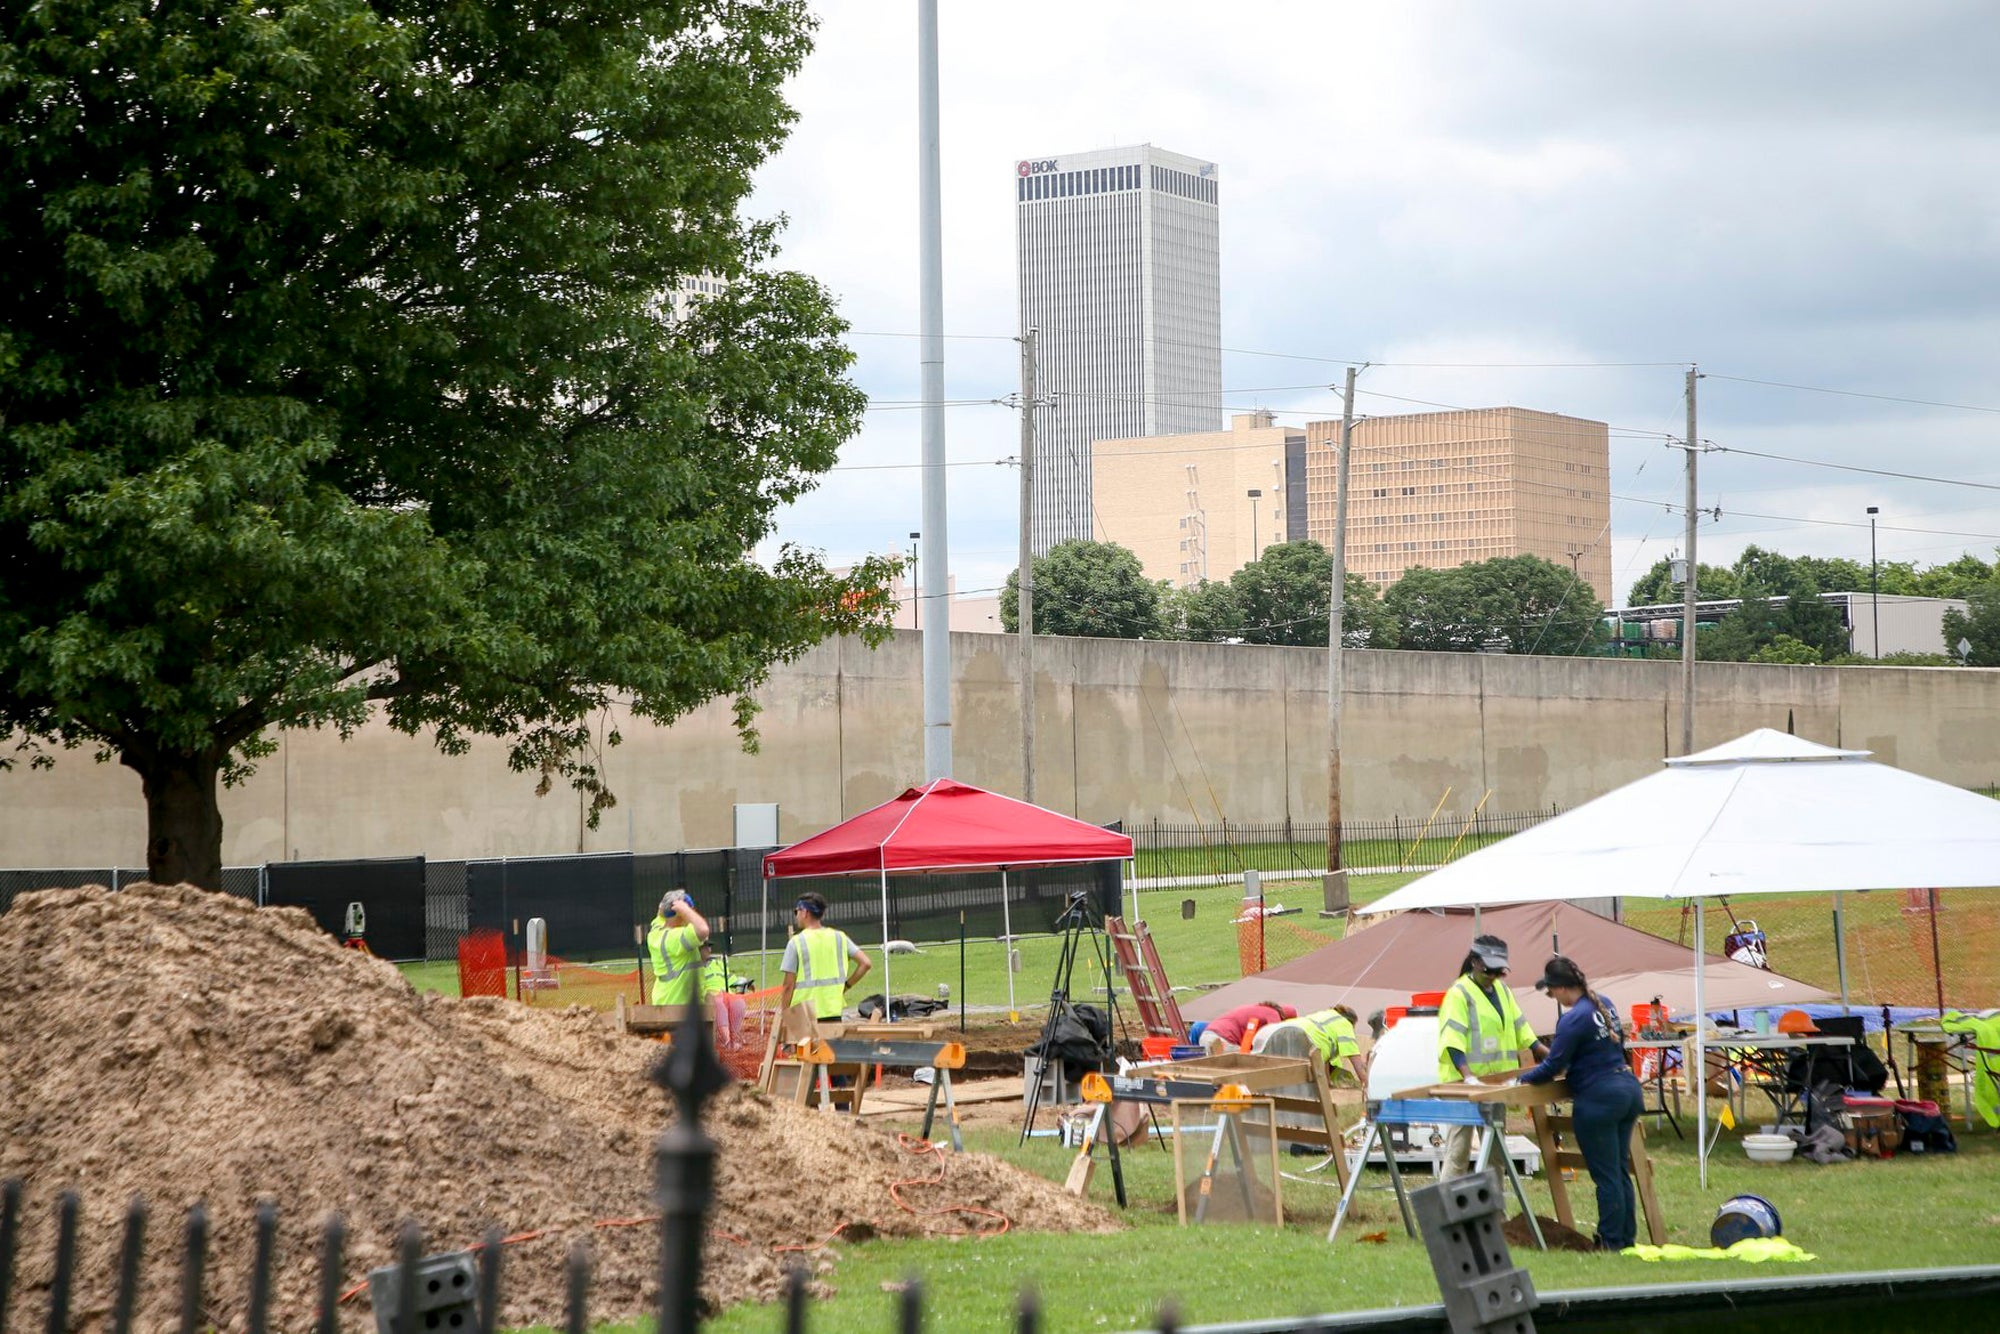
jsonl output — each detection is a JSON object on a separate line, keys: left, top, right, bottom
{"left": 339, "top": 1134, "right": 1008, "bottom": 1303}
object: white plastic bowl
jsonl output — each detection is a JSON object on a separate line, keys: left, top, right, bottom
{"left": 1742, "top": 1134, "right": 1797, "bottom": 1163}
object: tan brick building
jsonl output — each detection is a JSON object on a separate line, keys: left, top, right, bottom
{"left": 1092, "top": 411, "right": 1305, "bottom": 588}
{"left": 1306, "top": 407, "right": 1611, "bottom": 604}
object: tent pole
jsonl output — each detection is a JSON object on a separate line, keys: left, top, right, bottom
{"left": 880, "top": 866, "right": 893, "bottom": 1023}
{"left": 1694, "top": 898, "right": 1708, "bottom": 1190}
{"left": 1001, "top": 868, "right": 1018, "bottom": 1020}
{"left": 760, "top": 876, "right": 771, "bottom": 1001}
{"left": 1834, "top": 891, "right": 1850, "bottom": 1014}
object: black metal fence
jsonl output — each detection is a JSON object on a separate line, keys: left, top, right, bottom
{"left": 0, "top": 807, "right": 1562, "bottom": 964}
{"left": 1129, "top": 808, "right": 1561, "bottom": 884}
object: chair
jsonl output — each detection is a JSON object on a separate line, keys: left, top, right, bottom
{"left": 1784, "top": 1015, "right": 1887, "bottom": 1096}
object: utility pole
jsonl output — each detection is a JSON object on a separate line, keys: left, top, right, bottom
{"left": 916, "top": 0, "right": 951, "bottom": 779}
{"left": 1867, "top": 506, "right": 1880, "bottom": 659}
{"left": 1018, "top": 328, "right": 1038, "bottom": 804}
{"left": 1680, "top": 366, "right": 1699, "bottom": 756}
{"left": 1323, "top": 365, "right": 1360, "bottom": 916}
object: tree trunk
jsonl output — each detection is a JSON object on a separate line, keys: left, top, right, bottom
{"left": 126, "top": 750, "right": 226, "bottom": 889}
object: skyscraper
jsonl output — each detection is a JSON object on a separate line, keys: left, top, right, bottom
{"left": 1015, "top": 144, "right": 1221, "bottom": 552}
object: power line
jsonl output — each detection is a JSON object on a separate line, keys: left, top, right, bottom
{"left": 1707, "top": 443, "right": 2000, "bottom": 493}
{"left": 1703, "top": 373, "right": 2000, "bottom": 415}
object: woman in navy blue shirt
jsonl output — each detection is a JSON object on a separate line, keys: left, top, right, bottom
{"left": 1518, "top": 955, "right": 1644, "bottom": 1251}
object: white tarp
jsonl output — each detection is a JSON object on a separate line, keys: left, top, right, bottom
{"left": 1359, "top": 728, "right": 2000, "bottom": 916}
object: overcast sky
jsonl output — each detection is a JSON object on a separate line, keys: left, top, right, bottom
{"left": 746, "top": 1, "right": 2000, "bottom": 607}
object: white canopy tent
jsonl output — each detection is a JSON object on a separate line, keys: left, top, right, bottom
{"left": 1358, "top": 728, "right": 2000, "bottom": 1184}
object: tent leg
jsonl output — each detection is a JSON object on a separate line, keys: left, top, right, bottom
{"left": 1834, "top": 891, "right": 1850, "bottom": 1014}
{"left": 880, "top": 866, "right": 893, "bottom": 1023}
{"left": 1694, "top": 898, "right": 1708, "bottom": 1191}
{"left": 1000, "top": 869, "right": 1019, "bottom": 1020}
{"left": 760, "top": 875, "right": 770, "bottom": 1001}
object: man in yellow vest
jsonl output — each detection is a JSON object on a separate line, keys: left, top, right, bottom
{"left": 1436, "top": 934, "right": 1547, "bottom": 1179}
{"left": 778, "top": 892, "right": 872, "bottom": 1024}
{"left": 645, "top": 889, "right": 709, "bottom": 1007}
{"left": 1254, "top": 1004, "right": 1364, "bottom": 1083}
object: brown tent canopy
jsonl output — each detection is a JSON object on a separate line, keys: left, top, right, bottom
{"left": 1185, "top": 901, "right": 1830, "bottom": 1039}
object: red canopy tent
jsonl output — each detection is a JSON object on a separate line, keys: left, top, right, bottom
{"left": 761, "top": 778, "right": 1135, "bottom": 1011}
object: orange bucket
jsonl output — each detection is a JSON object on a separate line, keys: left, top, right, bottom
{"left": 1409, "top": 991, "right": 1445, "bottom": 1008}
{"left": 1384, "top": 1005, "right": 1408, "bottom": 1029}
{"left": 1141, "top": 1035, "right": 1177, "bottom": 1060}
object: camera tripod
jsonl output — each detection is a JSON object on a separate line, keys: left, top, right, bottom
{"left": 1018, "top": 891, "right": 1135, "bottom": 1149}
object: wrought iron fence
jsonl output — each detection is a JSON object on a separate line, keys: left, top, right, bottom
{"left": 1128, "top": 808, "right": 1562, "bottom": 886}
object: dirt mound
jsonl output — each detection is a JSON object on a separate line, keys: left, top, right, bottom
{"left": 0, "top": 884, "right": 1113, "bottom": 1331}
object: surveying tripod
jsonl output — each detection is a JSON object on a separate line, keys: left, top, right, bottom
{"left": 1018, "top": 892, "right": 1132, "bottom": 1140}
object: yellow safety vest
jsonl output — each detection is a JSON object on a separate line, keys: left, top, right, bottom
{"left": 1299, "top": 1009, "right": 1361, "bottom": 1068}
{"left": 1940, "top": 1011, "right": 2000, "bottom": 1128}
{"left": 646, "top": 916, "right": 700, "bottom": 1006}
{"left": 1437, "top": 975, "right": 1537, "bottom": 1080}
{"left": 793, "top": 926, "right": 853, "bottom": 1019}
{"left": 699, "top": 956, "right": 727, "bottom": 1001}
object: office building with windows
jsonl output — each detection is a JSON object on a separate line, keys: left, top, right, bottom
{"left": 1093, "top": 412, "right": 1305, "bottom": 588}
{"left": 1304, "top": 407, "right": 1613, "bottom": 604}
{"left": 1015, "top": 144, "right": 1222, "bottom": 552}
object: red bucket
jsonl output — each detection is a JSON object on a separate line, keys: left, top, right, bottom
{"left": 1384, "top": 1005, "right": 1408, "bottom": 1030}
{"left": 1141, "top": 1035, "right": 1177, "bottom": 1060}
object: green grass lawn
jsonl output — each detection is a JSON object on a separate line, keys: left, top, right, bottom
{"left": 1133, "top": 833, "right": 1513, "bottom": 882}
{"left": 685, "top": 1120, "right": 2000, "bottom": 1334}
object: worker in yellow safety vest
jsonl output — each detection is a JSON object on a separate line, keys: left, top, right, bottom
{"left": 1436, "top": 934, "right": 1547, "bottom": 1180}
{"left": 1254, "top": 1003, "right": 1364, "bottom": 1082}
{"left": 779, "top": 891, "right": 873, "bottom": 1022}
{"left": 645, "top": 890, "right": 710, "bottom": 1007}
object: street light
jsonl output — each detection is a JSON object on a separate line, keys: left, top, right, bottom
{"left": 1866, "top": 507, "right": 1880, "bottom": 658}
{"left": 1246, "top": 488, "right": 1263, "bottom": 561}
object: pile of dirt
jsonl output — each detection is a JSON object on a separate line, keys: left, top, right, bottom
{"left": 1503, "top": 1213, "right": 1598, "bottom": 1253}
{"left": 0, "top": 885, "right": 1114, "bottom": 1331}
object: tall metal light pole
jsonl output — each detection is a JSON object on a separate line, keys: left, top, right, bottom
{"left": 1018, "top": 329, "right": 1038, "bottom": 804}
{"left": 1323, "top": 365, "right": 1361, "bottom": 916}
{"left": 916, "top": 0, "right": 951, "bottom": 779}
{"left": 1246, "top": 489, "right": 1263, "bottom": 562}
{"left": 1867, "top": 506, "right": 1881, "bottom": 659}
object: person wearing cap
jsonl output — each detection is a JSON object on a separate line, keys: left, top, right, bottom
{"left": 779, "top": 891, "right": 872, "bottom": 1023}
{"left": 1519, "top": 955, "right": 1646, "bottom": 1252}
{"left": 1200, "top": 1000, "right": 1297, "bottom": 1054}
{"left": 699, "top": 943, "right": 748, "bottom": 1051}
{"left": 1256, "top": 1004, "right": 1364, "bottom": 1082}
{"left": 645, "top": 889, "right": 710, "bottom": 1007}
{"left": 1436, "top": 934, "right": 1547, "bottom": 1179}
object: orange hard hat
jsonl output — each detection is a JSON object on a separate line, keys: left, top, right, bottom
{"left": 1776, "top": 1009, "right": 1819, "bottom": 1035}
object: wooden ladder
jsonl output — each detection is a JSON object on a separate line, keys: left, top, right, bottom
{"left": 1105, "top": 915, "right": 1188, "bottom": 1040}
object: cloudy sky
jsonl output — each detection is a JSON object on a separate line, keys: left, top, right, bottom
{"left": 746, "top": 1, "right": 2000, "bottom": 606}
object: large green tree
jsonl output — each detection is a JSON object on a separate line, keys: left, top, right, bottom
{"left": 1700, "top": 593, "right": 1849, "bottom": 662}
{"left": 1158, "top": 541, "right": 1394, "bottom": 648}
{"left": 1383, "top": 554, "right": 1605, "bottom": 655}
{"left": 1001, "top": 540, "right": 1166, "bottom": 639}
{"left": 1626, "top": 557, "right": 1740, "bottom": 606}
{"left": 0, "top": 0, "right": 892, "bottom": 887}
{"left": 1942, "top": 578, "right": 2000, "bottom": 665}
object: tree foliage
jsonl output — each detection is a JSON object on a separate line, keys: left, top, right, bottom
{"left": 1382, "top": 555, "right": 1604, "bottom": 655}
{"left": 1700, "top": 594, "right": 1848, "bottom": 662}
{"left": 1155, "top": 541, "right": 1395, "bottom": 648}
{"left": 1001, "top": 541, "right": 1166, "bottom": 639}
{"left": 0, "top": 0, "right": 892, "bottom": 886}
{"left": 1626, "top": 558, "right": 1740, "bottom": 605}
{"left": 1942, "top": 578, "right": 2000, "bottom": 666}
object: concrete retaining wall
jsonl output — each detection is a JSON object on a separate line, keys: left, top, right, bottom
{"left": 6, "top": 632, "right": 1999, "bottom": 866}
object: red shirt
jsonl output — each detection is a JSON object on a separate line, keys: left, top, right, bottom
{"left": 1204, "top": 1003, "right": 1286, "bottom": 1047}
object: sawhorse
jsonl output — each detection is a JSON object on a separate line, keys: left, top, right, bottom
{"left": 1330, "top": 1099, "right": 1546, "bottom": 1250}
{"left": 797, "top": 1030, "right": 969, "bottom": 1150}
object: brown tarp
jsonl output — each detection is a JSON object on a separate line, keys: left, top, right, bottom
{"left": 1184, "top": 901, "right": 1830, "bottom": 1038}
